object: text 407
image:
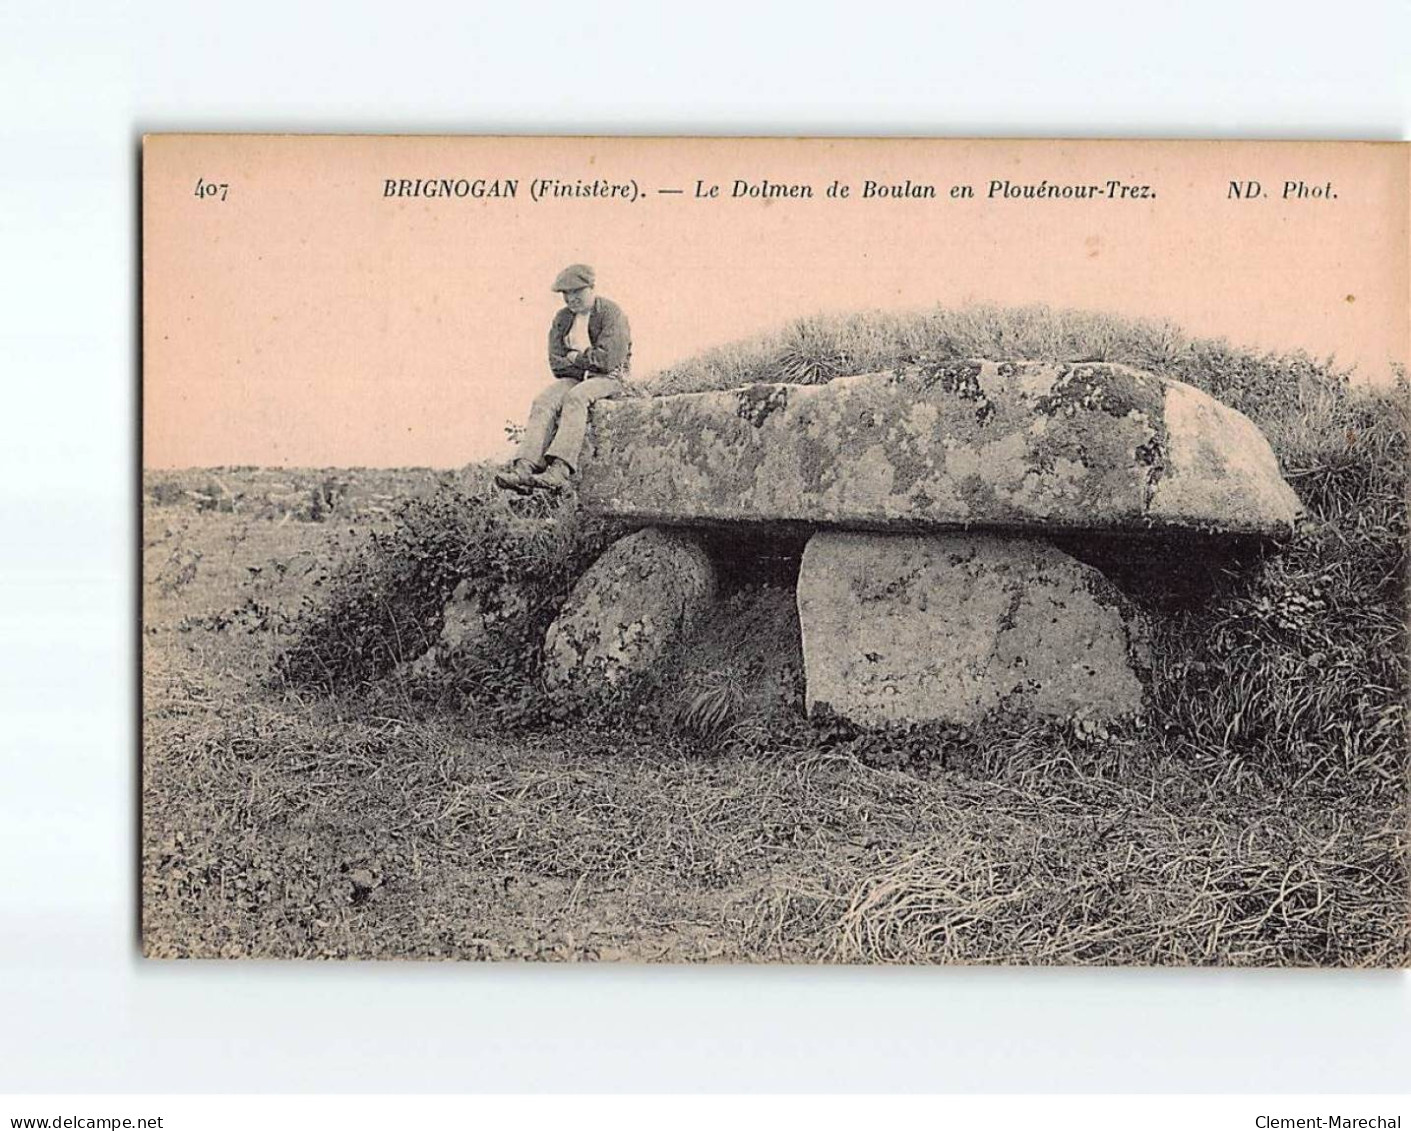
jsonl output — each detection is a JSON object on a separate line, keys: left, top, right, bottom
{"left": 194, "top": 178, "right": 229, "bottom": 201}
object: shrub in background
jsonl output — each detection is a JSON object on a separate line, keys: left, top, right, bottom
{"left": 277, "top": 470, "right": 619, "bottom": 710}
{"left": 1148, "top": 362, "right": 1406, "bottom": 793}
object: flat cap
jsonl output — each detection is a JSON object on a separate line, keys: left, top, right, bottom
{"left": 551, "top": 263, "right": 596, "bottom": 292}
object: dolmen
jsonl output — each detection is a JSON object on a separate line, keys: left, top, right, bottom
{"left": 541, "top": 359, "right": 1303, "bottom": 727}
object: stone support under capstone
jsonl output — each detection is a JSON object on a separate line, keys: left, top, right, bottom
{"left": 541, "top": 526, "right": 718, "bottom": 696}
{"left": 795, "top": 530, "right": 1150, "bottom": 727}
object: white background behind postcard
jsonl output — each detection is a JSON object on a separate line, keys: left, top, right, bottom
{"left": 4, "top": 0, "right": 1411, "bottom": 1095}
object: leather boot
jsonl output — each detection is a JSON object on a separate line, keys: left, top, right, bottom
{"left": 493, "top": 459, "right": 538, "bottom": 494}
{"left": 528, "top": 458, "right": 573, "bottom": 492}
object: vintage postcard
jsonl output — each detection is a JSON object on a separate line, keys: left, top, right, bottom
{"left": 142, "top": 136, "right": 1409, "bottom": 964}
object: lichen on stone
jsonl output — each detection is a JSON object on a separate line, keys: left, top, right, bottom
{"left": 735, "top": 383, "right": 790, "bottom": 428}
{"left": 541, "top": 527, "right": 718, "bottom": 698}
{"left": 911, "top": 359, "right": 995, "bottom": 425}
{"left": 798, "top": 531, "right": 1150, "bottom": 726}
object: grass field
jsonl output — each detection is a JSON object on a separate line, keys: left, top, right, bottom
{"left": 142, "top": 306, "right": 1410, "bottom": 965}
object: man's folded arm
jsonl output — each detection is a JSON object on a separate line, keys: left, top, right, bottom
{"left": 580, "top": 305, "right": 630, "bottom": 374}
{"left": 547, "top": 313, "right": 582, "bottom": 375}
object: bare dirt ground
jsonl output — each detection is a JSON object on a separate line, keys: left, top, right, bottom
{"left": 141, "top": 469, "right": 1409, "bottom": 965}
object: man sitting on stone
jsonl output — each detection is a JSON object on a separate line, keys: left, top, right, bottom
{"left": 495, "top": 263, "right": 631, "bottom": 493}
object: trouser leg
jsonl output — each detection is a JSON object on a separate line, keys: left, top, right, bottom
{"left": 518, "top": 378, "right": 579, "bottom": 468}
{"left": 544, "top": 377, "right": 621, "bottom": 471}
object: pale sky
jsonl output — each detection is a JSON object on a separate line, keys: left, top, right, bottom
{"left": 143, "top": 136, "right": 1408, "bottom": 468}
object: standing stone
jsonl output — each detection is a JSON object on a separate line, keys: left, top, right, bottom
{"left": 395, "top": 577, "right": 530, "bottom": 677}
{"left": 542, "top": 527, "right": 718, "bottom": 696}
{"left": 796, "top": 531, "right": 1149, "bottom": 726}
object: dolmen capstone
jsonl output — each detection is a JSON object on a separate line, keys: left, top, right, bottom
{"left": 541, "top": 359, "right": 1303, "bottom": 726}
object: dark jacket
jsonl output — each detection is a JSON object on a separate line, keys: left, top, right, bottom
{"left": 548, "top": 296, "right": 631, "bottom": 379}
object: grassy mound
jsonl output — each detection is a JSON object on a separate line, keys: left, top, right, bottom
{"left": 282, "top": 304, "right": 1407, "bottom": 794}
